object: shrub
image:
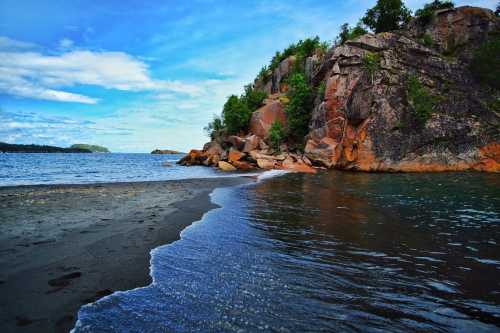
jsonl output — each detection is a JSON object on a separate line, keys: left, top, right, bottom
{"left": 470, "top": 37, "right": 500, "bottom": 90}
{"left": 318, "top": 81, "right": 326, "bottom": 100}
{"left": 241, "top": 84, "right": 267, "bottom": 111}
{"left": 268, "top": 37, "right": 325, "bottom": 73}
{"left": 269, "top": 121, "right": 286, "bottom": 151}
{"left": 285, "top": 73, "right": 314, "bottom": 142}
{"left": 422, "top": 34, "right": 433, "bottom": 47}
{"left": 222, "top": 95, "right": 252, "bottom": 135}
{"left": 336, "top": 22, "right": 368, "bottom": 45}
{"left": 415, "top": 1, "right": 454, "bottom": 26}
{"left": 257, "top": 66, "right": 271, "bottom": 83}
{"left": 204, "top": 116, "right": 224, "bottom": 140}
{"left": 362, "top": 52, "right": 381, "bottom": 84}
{"left": 361, "top": 0, "right": 412, "bottom": 33}
{"left": 407, "top": 74, "right": 437, "bottom": 123}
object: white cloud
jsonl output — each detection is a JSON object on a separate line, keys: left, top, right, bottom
{"left": 59, "top": 38, "right": 74, "bottom": 49}
{"left": 0, "top": 36, "right": 37, "bottom": 51}
{"left": 0, "top": 36, "right": 203, "bottom": 104}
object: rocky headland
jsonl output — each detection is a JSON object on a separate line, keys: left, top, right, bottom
{"left": 180, "top": 6, "right": 500, "bottom": 173}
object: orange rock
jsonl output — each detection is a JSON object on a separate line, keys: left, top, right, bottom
{"left": 281, "top": 156, "right": 317, "bottom": 173}
{"left": 242, "top": 135, "right": 261, "bottom": 153}
{"left": 228, "top": 150, "right": 245, "bottom": 163}
{"left": 256, "top": 158, "right": 276, "bottom": 169}
{"left": 232, "top": 160, "right": 255, "bottom": 170}
{"left": 249, "top": 101, "right": 287, "bottom": 138}
{"left": 218, "top": 161, "right": 237, "bottom": 171}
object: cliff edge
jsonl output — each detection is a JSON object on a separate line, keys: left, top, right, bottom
{"left": 180, "top": 6, "right": 500, "bottom": 173}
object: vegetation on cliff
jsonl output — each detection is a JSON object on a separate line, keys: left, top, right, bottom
{"left": 361, "top": 0, "right": 412, "bottom": 33}
{"left": 470, "top": 36, "right": 500, "bottom": 90}
{"left": 415, "top": 0, "right": 455, "bottom": 25}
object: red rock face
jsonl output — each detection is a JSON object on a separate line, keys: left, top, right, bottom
{"left": 249, "top": 101, "right": 287, "bottom": 139}
{"left": 410, "top": 6, "right": 499, "bottom": 62}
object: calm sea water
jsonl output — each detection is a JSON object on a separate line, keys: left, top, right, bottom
{"left": 0, "top": 153, "right": 229, "bottom": 186}
{"left": 73, "top": 171, "right": 500, "bottom": 333}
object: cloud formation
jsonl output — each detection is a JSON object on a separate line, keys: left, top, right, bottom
{"left": 0, "top": 37, "right": 202, "bottom": 104}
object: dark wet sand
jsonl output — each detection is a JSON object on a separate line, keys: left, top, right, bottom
{"left": 0, "top": 177, "right": 252, "bottom": 333}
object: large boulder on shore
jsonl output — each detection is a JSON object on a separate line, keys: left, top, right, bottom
{"left": 218, "top": 161, "right": 237, "bottom": 171}
{"left": 249, "top": 101, "right": 287, "bottom": 139}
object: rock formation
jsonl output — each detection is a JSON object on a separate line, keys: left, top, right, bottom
{"left": 180, "top": 6, "right": 499, "bottom": 173}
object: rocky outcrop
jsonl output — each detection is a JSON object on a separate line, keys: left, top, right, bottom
{"left": 177, "top": 133, "right": 316, "bottom": 174}
{"left": 406, "top": 6, "right": 499, "bottom": 62}
{"left": 254, "top": 56, "right": 296, "bottom": 94}
{"left": 181, "top": 6, "right": 499, "bottom": 173}
{"left": 249, "top": 100, "right": 287, "bottom": 139}
{"left": 304, "top": 6, "right": 500, "bottom": 172}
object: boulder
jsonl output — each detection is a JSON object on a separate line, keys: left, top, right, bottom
{"left": 242, "top": 135, "right": 261, "bottom": 153}
{"left": 232, "top": 160, "right": 256, "bottom": 170}
{"left": 249, "top": 101, "right": 287, "bottom": 139}
{"left": 228, "top": 150, "right": 246, "bottom": 163}
{"left": 177, "top": 149, "right": 205, "bottom": 166}
{"left": 281, "top": 156, "right": 317, "bottom": 173}
{"left": 256, "top": 159, "right": 276, "bottom": 169}
{"left": 227, "top": 136, "right": 246, "bottom": 150}
{"left": 218, "top": 161, "right": 237, "bottom": 171}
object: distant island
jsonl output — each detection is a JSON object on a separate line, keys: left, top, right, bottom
{"left": 70, "top": 144, "right": 110, "bottom": 153}
{"left": 151, "top": 149, "right": 184, "bottom": 154}
{"left": 0, "top": 142, "right": 109, "bottom": 153}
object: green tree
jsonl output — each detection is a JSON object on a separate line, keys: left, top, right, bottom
{"left": 496, "top": 1, "right": 499, "bottom": 17}
{"left": 470, "top": 37, "right": 500, "bottom": 90}
{"left": 361, "top": 0, "right": 412, "bottom": 33}
{"left": 415, "top": 0, "right": 454, "bottom": 25}
{"left": 336, "top": 22, "right": 368, "bottom": 45}
{"left": 362, "top": 52, "right": 381, "bottom": 84}
{"left": 407, "top": 74, "right": 437, "bottom": 123}
{"left": 222, "top": 95, "right": 252, "bottom": 135}
{"left": 204, "top": 116, "right": 224, "bottom": 140}
{"left": 269, "top": 121, "right": 286, "bottom": 150}
{"left": 285, "top": 73, "right": 314, "bottom": 142}
{"left": 241, "top": 84, "right": 267, "bottom": 111}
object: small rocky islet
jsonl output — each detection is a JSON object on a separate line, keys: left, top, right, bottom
{"left": 180, "top": 6, "right": 500, "bottom": 173}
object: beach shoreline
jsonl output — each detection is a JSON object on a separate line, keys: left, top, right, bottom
{"left": 0, "top": 177, "right": 252, "bottom": 333}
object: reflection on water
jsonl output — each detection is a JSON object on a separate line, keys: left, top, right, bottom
{"left": 73, "top": 171, "right": 500, "bottom": 333}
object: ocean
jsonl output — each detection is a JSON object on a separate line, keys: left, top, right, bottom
{"left": 0, "top": 153, "right": 231, "bottom": 186}
{"left": 71, "top": 171, "right": 500, "bottom": 333}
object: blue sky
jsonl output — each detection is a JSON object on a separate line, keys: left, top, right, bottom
{"left": 0, "top": 0, "right": 496, "bottom": 152}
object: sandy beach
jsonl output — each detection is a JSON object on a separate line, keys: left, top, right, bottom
{"left": 0, "top": 177, "right": 251, "bottom": 333}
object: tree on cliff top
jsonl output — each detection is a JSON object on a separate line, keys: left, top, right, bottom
{"left": 361, "top": 0, "right": 411, "bottom": 33}
{"left": 336, "top": 22, "right": 368, "bottom": 45}
{"left": 415, "top": 0, "right": 455, "bottom": 25}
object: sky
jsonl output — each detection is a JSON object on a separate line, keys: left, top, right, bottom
{"left": 0, "top": 0, "right": 496, "bottom": 152}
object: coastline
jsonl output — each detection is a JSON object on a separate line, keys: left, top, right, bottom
{"left": 0, "top": 177, "right": 252, "bottom": 333}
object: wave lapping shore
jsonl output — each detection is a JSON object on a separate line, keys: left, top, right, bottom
{"left": 0, "top": 177, "right": 251, "bottom": 333}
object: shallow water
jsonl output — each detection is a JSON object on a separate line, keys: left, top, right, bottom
{"left": 73, "top": 171, "right": 500, "bottom": 333}
{"left": 0, "top": 153, "right": 232, "bottom": 186}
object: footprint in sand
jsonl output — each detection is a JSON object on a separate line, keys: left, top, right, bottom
{"left": 47, "top": 272, "right": 82, "bottom": 289}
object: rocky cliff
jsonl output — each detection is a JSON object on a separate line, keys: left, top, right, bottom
{"left": 180, "top": 6, "right": 500, "bottom": 173}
